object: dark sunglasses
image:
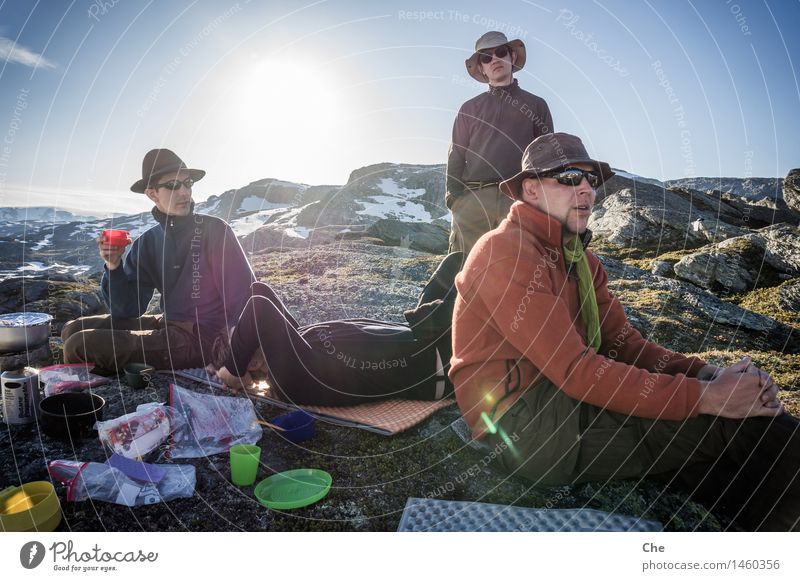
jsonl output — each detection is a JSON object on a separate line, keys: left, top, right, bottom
{"left": 154, "top": 177, "right": 195, "bottom": 191}
{"left": 478, "top": 45, "right": 510, "bottom": 64}
{"left": 545, "top": 167, "right": 603, "bottom": 188}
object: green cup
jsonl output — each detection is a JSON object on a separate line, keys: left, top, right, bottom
{"left": 230, "top": 444, "right": 261, "bottom": 486}
{"left": 123, "top": 363, "right": 155, "bottom": 389}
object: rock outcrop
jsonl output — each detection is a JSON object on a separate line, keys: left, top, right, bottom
{"left": 597, "top": 255, "right": 789, "bottom": 352}
{"left": 366, "top": 219, "right": 449, "bottom": 254}
{"left": 0, "top": 274, "right": 104, "bottom": 334}
{"left": 779, "top": 278, "right": 800, "bottom": 312}
{"left": 589, "top": 175, "right": 746, "bottom": 248}
{"left": 671, "top": 224, "right": 800, "bottom": 294}
{"left": 783, "top": 168, "right": 800, "bottom": 217}
{"left": 666, "top": 177, "right": 784, "bottom": 202}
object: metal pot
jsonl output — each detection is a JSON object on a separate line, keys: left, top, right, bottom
{"left": 0, "top": 313, "right": 53, "bottom": 352}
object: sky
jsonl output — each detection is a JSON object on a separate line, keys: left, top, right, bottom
{"left": 0, "top": 0, "right": 798, "bottom": 216}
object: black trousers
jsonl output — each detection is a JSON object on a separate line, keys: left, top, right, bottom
{"left": 227, "top": 282, "right": 449, "bottom": 406}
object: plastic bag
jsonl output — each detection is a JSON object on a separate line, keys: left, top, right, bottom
{"left": 96, "top": 403, "right": 183, "bottom": 460}
{"left": 39, "top": 363, "right": 110, "bottom": 396}
{"left": 48, "top": 460, "right": 195, "bottom": 506}
{"left": 167, "top": 383, "right": 262, "bottom": 458}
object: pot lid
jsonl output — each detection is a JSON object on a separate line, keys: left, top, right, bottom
{"left": 0, "top": 313, "right": 53, "bottom": 327}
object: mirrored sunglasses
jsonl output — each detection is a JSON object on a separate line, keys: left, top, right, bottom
{"left": 545, "top": 167, "right": 603, "bottom": 188}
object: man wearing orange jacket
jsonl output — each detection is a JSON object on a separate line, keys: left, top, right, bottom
{"left": 450, "top": 132, "right": 800, "bottom": 530}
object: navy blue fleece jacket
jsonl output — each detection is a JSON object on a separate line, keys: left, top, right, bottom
{"left": 101, "top": 205, "right": 256, "bottom": 336}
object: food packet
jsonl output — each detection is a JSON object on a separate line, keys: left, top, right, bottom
{"left": 96, "top": 403, "right": 183, "bottom": 460}
{"left": 39, "top": 363, "right": 110, "bottom": 396}
{"left": 166, "top": 383, "right": 262, "bottom": 458}
{"left": 48, "top": 460, "right": 195, "bottom": 506}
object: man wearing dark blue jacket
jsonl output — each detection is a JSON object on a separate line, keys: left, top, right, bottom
{"left": 62, "top": 149, "right": 255, "bottom": 372}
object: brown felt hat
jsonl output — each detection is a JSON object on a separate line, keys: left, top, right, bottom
{"left": 500, "top": 133, "right": 615, "bottom": 198}
{"left": 465, "top": 31, "right": 526, "bottom": 83}
{"left": 130, "top": 149, "right": 205, "bottom": 193}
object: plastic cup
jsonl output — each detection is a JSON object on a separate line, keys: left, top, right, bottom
{"left": 123, "top": 363, "right": 155, "bottom": 389}
{"left": 102, "top": 229, "right": 131, "bottom": 247}
{"left": 230, "top": 444, "right": 261, "bottom": 486}
{"left": 0, "top": 481, "right": 62, "bottom": 532}
{"left": 271, "top": 410, "right": 315, "bottom": 443}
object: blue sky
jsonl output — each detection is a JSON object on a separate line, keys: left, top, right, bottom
{"left": 0, "top": 0, "right": 798, "bottom": 215}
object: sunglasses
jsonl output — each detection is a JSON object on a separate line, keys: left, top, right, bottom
{"left": 544, "top": 167, "right": 603, "bottom": 188}
{"left": 478, "top": 45, "right": 510, "bottom": 64}
{"left": 154, "top": 177, "right": 195, "bottom": 191}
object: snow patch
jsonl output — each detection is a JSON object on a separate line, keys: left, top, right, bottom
{"left": 229, "top": 207, "right": 295, "bottom": 237}
{"left": 0, "top": 262, "right": 91, "bottom": 282}
{"left": 357, "top": 196, "right": 432, "bottom": 223}
{"left": 284, "top": 226, "right": 311, "bottom": 239}
{"left": 31, "top": 234, "right": 53, "bottom": 251}
{"left": 353, "top": 178, "right": 432, "bottom": 222}
{"left": 377, "top": 178, "right": 425, "bottom": 198}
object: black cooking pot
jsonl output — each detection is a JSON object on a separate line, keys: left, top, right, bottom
{"left": 38, "top": 393, "right": 106, "bottom": 440}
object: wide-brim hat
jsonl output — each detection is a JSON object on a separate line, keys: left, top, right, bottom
{"left": 130, "top": 148, "right": 206, "bottom": 193}
{"left": 465, "top": 31, "right": 526, "bottom": 83}
{"left": 500, "top": 133, "right": 615, "bottom": 198}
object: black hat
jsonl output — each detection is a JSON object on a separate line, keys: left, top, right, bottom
{"left": 130, "top": 149, "right": 206, "bottom": 193}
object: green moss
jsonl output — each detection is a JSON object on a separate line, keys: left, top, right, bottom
{"left": 733, "top": 283, "right": 800, "bottom": 331}
{"left": 592, "top": 238, "right": 702, "bottom": 271}
{"left": 688, "top": 349, "right": 800, "bottom": 392}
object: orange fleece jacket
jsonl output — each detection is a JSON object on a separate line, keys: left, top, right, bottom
{"left": 450, "top": 201, "right": 708, "bottom": 438}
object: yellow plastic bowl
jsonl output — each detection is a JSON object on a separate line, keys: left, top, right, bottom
{"left": 0, "top": 481, "right": 62, "bottom": 532}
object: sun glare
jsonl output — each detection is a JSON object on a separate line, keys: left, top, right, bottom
{"left": 233, "top": 59, "right": 347, "bottom": 150}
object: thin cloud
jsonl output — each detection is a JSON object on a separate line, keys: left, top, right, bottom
{"left": 0, "top": 37, "right": 56, "bottom": 69}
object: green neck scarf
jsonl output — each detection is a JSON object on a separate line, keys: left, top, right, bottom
{"left": 562, "top": 235, "right": 601, "bottom": 351}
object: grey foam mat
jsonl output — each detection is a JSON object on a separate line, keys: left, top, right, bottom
{"left": 397, "top": 497, "right": 662, "bottom": 532}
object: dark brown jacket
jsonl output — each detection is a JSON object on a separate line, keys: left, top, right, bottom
{"left": 446, "top": 80, "right": 553, "bottom": 207}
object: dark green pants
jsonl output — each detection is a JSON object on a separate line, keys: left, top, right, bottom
{"left": 61, "top": 315, "right": 212, "bottom": 372}
{"left": 487, "top": 380, "right": 800, "bottom": 531}
{"left": 447, "top": 184, "right": 512, "bottom": 257}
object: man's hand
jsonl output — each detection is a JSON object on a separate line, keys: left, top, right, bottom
{"left": 754, "top": 365, "right": 781, "bottom": 408}
{"left": 247, "top": 349, "right": 268, "bottom": 374}
{"left": 97, "top": 235, "right": 126, "bottom": 270}
{"left": 205, "top": 364, "right": 253, "bottom": 394}
{"left": 697, "top": 357, "right": 783, "bottom": 418}
{"left": 696, "top": 364, "right": 722, "bottom": 381}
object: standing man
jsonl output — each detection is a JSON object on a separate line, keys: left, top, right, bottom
{"left": 450, "top": 132, "right": 800, "bottom": 530}
{"left": 62, "top": 149, "right": 256, "bottom": 372}
{"left": 447, "top": 31, "right": 553, "bottom": 256}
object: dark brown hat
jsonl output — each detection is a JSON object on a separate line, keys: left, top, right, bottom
{"left": 500, "top": 133, "right": 614, "bottom": 198}
{"left": 130, "top": 149, "right": 206, "bottom": 193}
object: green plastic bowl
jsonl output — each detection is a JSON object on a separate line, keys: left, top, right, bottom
{"left": 254, "top": 469, "right": 332, "bottom": 510}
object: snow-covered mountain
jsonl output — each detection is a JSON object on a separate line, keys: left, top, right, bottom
{"left": 0, "top": 163, "right": 450, "bottom": 279}
{"left": 0, "top": 207, "right": 101, "bottom": 238}
{"left": 1, "top": 163, "right": 792, "bottom": 281}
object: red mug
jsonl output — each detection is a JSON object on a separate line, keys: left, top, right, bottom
{"left": 102, "top": 229, "right": 131, "bottom": 247}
